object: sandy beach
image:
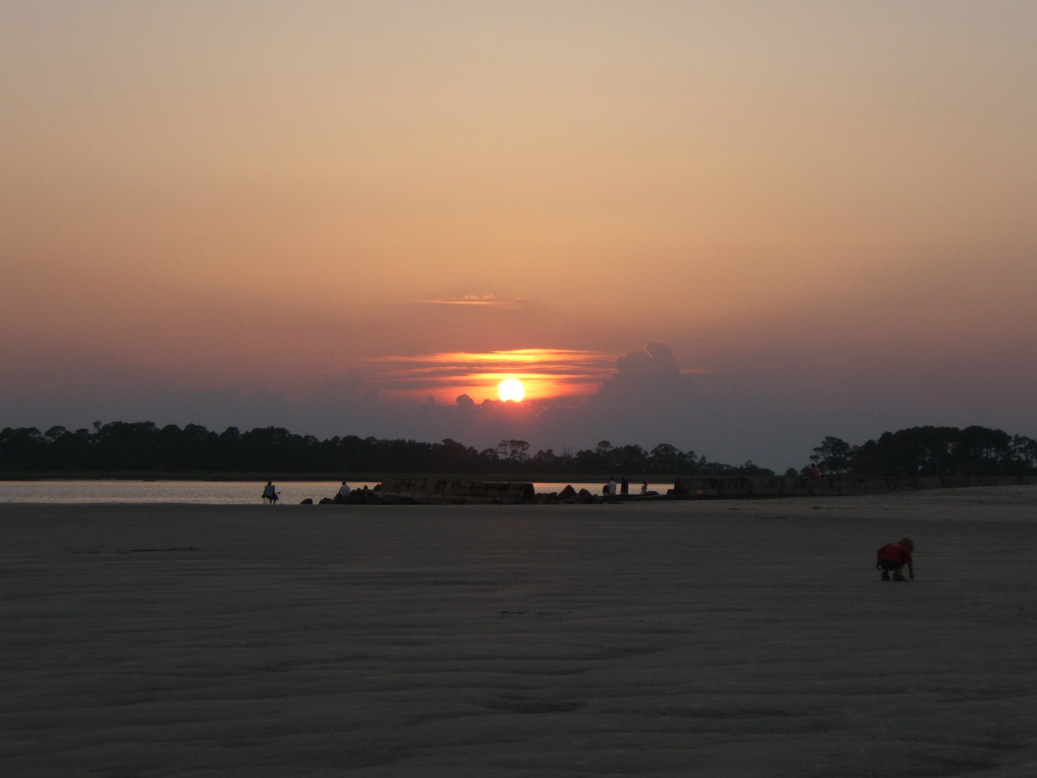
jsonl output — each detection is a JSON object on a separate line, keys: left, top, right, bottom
{"left": 2, "top": 486, "right": 1036, "bottom": 777}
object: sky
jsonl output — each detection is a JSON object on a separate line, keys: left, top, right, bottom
{"left": 2, "top": 1, "right": 1036, "bottom": 471}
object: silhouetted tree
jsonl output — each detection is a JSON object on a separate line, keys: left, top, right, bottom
{"left": 810, "top": 436, "right": 853, "bottom": 474}
{"left": 813, "top": 426, "right": 1036, "bottom": 478}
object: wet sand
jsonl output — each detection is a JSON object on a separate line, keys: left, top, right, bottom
{"left": 2, "top": 486, "right": 1036, "bottom": 776}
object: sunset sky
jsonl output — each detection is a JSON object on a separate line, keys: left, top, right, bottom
{"left": 3, "top": 1, "right": 1035, "bottom": 470}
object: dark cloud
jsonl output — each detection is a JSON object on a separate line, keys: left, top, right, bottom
{"left": 586, "top": 342, "right": 693, "bottom": 406}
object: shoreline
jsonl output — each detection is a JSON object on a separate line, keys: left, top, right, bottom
{"left": 3, "top": 482, "right": 1035, "bottom": 515}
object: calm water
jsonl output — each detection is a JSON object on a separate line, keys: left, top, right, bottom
{"left": 0, "top": 480, "right": 669, "bottom": 504}
{"left": 0, "top": 480, "right": 374, "bottom": 505}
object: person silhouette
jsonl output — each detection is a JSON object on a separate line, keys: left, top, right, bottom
{"left": 262, "top": 481, "right": 279, "bottom": 504}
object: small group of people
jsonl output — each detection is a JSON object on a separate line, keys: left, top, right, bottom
{"left": 263, "top": 480, "right": 354, "bottom": 504}
{"left": 261, "top": 480, "right": 368, "bottom": 505}
{"left": 603, "top": 477, "right": 653, "bottom": 497}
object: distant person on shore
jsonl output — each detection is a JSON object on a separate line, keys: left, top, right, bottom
{"left": 876, "top": 537, "right": 915, "bottom": 581}
{"left": 808, "top": 464, "right": 822, "bottom": 479}
{"left": 620, "top": 477, "right": 629, "bottom": 495}
{"left": 641, "top": 481, "right": 648, "bottom": 495}
{"left": 607, "top": 477, "right": 617, "bottom": 496}
{"left": 262, "top": 481, "right": 279, "bottom": 504}
{"left": 337, "top": 481, "right": 351, "bottom": 497}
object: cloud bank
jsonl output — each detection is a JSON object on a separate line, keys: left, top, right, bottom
{"left": 0, "top": 343, "right": 794, "bottom": 470}
{"left": 5, "top": 338, "right": 1035, "bottom": 474}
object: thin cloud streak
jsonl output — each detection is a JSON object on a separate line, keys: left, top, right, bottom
{"left": 367, "top": 349, "right": 617, "bottom": 402}
{"left": 417, "top": 295, "right": 525, "bottom": 308}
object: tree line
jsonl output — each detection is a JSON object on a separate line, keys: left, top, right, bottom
{"left": 0, "top": 421, "right": 766, "bottom": 476}
{"left": 0, "top": 421, "right": 1034, "bottom": 478}
{"left": 809, "top": 426, "right": 1037, "bottom": 477}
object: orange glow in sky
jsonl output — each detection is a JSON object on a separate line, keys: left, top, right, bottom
{"left": 369, "top": 349, "right": 616, "bottom": 404}
{"left": 2, "top": 1, "right": 1036, "bottom": 468}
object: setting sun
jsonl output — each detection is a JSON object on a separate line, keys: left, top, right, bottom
{"left": 498, "top": 378, "right": 525, "bottom": 402}
{"left": 369, "top": 348, "right": 618, "bottom": 403}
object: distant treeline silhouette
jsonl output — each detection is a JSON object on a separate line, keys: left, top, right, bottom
{"left": 1, "top": 421, "right": 1034, "bottom": 478}
{"left": 0, "top": 422, "right": 767, "bottom": 476}
{"left": 809, "top": 426, "right": 1037, "bottom": 477}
